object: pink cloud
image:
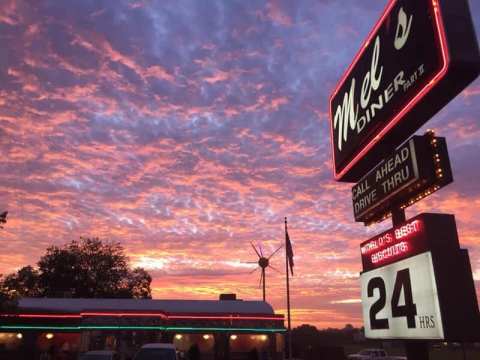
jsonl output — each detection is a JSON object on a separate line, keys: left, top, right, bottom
{"left": 265, "top": 0, "right": 293, "bottom": 27}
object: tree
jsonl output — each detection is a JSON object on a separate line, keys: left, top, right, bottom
{"left": 126, "top": 267, "right": 152, "bottom": 299}
{"left": 0, "top": 275, "right": 18, "bottom": 312}
{"left": 291, "top": 324, "right": 319, "bottom": 357}
{"left": 2, "top": 266, "right": 41, "bottom": 297}
{"left": 1, "top": 237, "right": 152, "bottom": 299}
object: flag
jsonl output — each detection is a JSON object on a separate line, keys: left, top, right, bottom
{"left": 0, "top": 211, "right": 7, "bottom": 229}
{"left": 286, "top": 227, "right": 294, "bottom": 275}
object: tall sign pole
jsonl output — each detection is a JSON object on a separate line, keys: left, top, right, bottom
{"left": 391, "top": 208, "right": 429, "bottom": 360}
{"left": 285, "top": 217, "right": 292, "bottom": 360}
{"left": 328, "top": 1, "right": 480, "bottom": 359}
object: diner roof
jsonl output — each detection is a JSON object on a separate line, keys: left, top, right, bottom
{"left": 18, "top": 298, "right": 276, "bottom": 315}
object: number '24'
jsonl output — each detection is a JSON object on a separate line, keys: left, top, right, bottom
{"left": 368, "top": 268, "right": 417, "bottom": 329}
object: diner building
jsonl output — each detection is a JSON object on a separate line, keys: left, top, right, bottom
{"left": 0, "top": 295, "right": 285, "bottom": 359}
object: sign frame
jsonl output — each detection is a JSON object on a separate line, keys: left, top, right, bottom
{"left": 352, "top": 133, "right": 453, "bottom": 225}
{"left": 359, "top": 213, "right": 480, "bottom": 341}
{"left": 361, "top": 252, "right": 444, "bottom": 340}
{"left": 329, "top": 0, "right": 480, "bottom": 182}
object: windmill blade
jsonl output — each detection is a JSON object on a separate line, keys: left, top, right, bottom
{"left": 258, "top": 270, "right": 264, "bottom": 289}
{"left": 259, "top": 244, "right": 264, "bottom": 257}
{"left": 251, "top": 242, "right": 261, "bottom": 258}
{"left": 268, "top": 244, "right": 284, "bottom": 259}
{"left": 241, "top": 261, "right": 259, "bottom": 264}
{"left": 269, "top": 264, "right": 283, "bottom": 274}
{"left": 249, "top": 267, "right": 259, "bottom": 274}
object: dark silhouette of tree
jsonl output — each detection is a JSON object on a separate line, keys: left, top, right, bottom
{"left": 1, "top": 237, "right": 152, "bottom": 299}
{"left": 126, "top": 267, "right": 152, "bottom": 299}
{"left": 291, "top": 324, "right": 319, "bottom": 358}
{"left": 292, "top": 324, "right": 367, "bottom": 360}
{"left": 0, "top": 275, "right": 18, "bottom": 312}
{"left": 2, "top": 266, "right": 42, "bottom": 297}
{"left": 0, "top": 261, "right": 37, "bottom": 313}
{"left": 0, "top": 211, "right": 7, "bottom": 229}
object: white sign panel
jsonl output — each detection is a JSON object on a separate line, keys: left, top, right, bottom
{"left": 361, "top": 252, "right": 444, "bottom": 339}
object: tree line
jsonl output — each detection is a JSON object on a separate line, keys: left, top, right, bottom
{"left": 0, "top": 237, "right": 152, "bottom": 310}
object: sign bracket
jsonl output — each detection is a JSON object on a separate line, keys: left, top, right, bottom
{"left": 391, "top": 208, "right": 406, "bottom": 226}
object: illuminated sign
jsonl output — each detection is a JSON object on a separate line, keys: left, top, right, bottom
{"left": 360, "top": 213, "right": 480, "bottom": 341}
{"left": 360, "top": 213, "right": 465, "bottom": 272}
{"left": 361, "top": 252, "right": 444, "bottom": 339}
{"left": 361, "top": 217, "right": 429, "bottom": 272}
{"left": 329, "top": 0, "right": 480, "bottom": 181}
{"left": 352, "top": 132, "right": 453, "bottom": 225}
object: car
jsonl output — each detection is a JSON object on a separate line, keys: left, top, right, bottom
{"left": 133, "top": 343, "right": 178, "bottom": 360}
{"left": 347, "top": 348, "right": 406, "bottom": 360}
{"left": 79, "top": 350, "right": 119, "bottom": 360}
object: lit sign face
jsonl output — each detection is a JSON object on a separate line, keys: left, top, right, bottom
{"left": 352, "top": 133, "right": 453, "bottom": 225}
{"left": 360, "top": 213, "right": 480, "bottom": 341}
{"left": 329, "top": 0, "right": 480, "bottom": 181}
{"left": 361, "top": 252, "right": 444, "bottom": 339}
{"left": 361, "top": 218, "right": 428, "bottom": 272}
{"left": 360, "top": 212, "right": 462, "bottom": 272}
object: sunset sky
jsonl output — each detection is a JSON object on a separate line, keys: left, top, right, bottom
{"left": 1, "top": 0, "right": 479, "bottom": 329}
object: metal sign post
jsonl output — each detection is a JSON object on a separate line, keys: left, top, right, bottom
{"left": 391, "top": 209, "right": 428, "bottom": 360}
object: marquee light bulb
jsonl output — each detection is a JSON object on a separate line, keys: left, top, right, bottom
{"left": 46, "top": 333, "right": 54, "bottom": 340}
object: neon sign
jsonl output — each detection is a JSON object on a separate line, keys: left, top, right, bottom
{"left": 330, "top": 0, "right": 480, "bottom": 181}
{"left": 361, "top": 220, "right": 421, "bottom": 255}
{"left": 371, "top": 241, "right": 408, "bottom": 264}
{"left": 0, "top": 325, "right": 286, "bottom": 333}
{"left": 361, "top": 217, "right": 427, "bottom": 271}
{"left": 394, "top": 220, "right": 420, "bottom": 239}
{"left": 3, "top": 312, "right": 284, "bottom": 322}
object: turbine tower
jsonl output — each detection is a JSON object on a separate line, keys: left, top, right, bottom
{"left": 248, "top": 242, "right": 283, "bottom": 302}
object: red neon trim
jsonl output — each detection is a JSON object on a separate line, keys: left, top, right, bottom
{"left": 6, "top": 313, "right": 284, "bottom": 321}
{"left": 15, "top": 312, "right": 168, "bottom": 319}
{"left": 81, "top": 312, "right": 168, "bottom": 318}
{"left": 330, "top": 0, "right": 450, "bottom": 181}
{"left": 169, "top": 315, "right": 284, "bottom": 321}
{"left": 330, "top": 1, "right": 395, "bottom": 101}
{"left": 18, "top": 314, "right": 82, "bottom": 319}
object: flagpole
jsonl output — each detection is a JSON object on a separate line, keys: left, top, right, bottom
{"left": 285, "top": 217, "right": 292, "bottom": 360}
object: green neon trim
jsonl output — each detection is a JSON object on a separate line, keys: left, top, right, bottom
{"left": 0, "top": 325, "right": 286, "bottom": 333}
{"left": 0, "top": 326, "right": 79, "bottom": 330}
{"left": 165, "top": 327, "right": 285, "bottom": 333}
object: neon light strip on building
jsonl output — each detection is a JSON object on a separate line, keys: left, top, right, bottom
{"left": 7, "top": 312, "right": 284, "bottom": 321}
{"left": 0, "top": 325, "right": 286, "bottom": 332}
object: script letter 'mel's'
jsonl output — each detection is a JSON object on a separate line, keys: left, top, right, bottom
{"left": 334, "top": 79, "right": 357, "bottom": 151}
{"left": 333, "top": 36, "right": 382, "bottom": 152}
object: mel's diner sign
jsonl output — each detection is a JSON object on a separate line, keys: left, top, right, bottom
{"left": 329, "top": 0, "right": 479, "bottom": 182}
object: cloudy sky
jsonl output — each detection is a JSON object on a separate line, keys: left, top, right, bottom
{"left": 0, "top": 0, "right": 479, "bottom": 329}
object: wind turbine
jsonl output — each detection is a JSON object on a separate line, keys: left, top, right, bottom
{"left": 248, "top": 242, "right": 283, "bottom": 302}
